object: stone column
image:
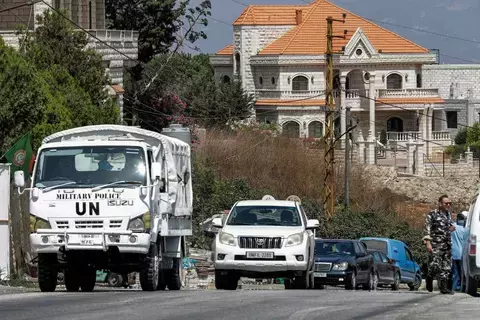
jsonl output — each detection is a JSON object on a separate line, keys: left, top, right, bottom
{"left": 466, "top": 146, "right": 474, "bottom": 165}
{"left": 416, "top": 141, "right": 425, "bottom": 176}
{"left": 406, "top": 139, "right": 415, "bottom": 174}
{"left": 357, "top": 133, "right": 365, "bottom": 164}
{"left": 368, "top": 73, "right": 376, "bottom": 139}
{"left": 427, "top": 106, "right": 434, "bottom": 156}
{"left": 340, "top": 75, "right": 347, "bottom": 149}
{"left": 419, "top": 107, "right": 427, "bottom": 141}
{"left": 366, "top": 135, "right": 376, "bottom": 165}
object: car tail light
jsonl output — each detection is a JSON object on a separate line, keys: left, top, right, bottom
{"left": 469, "top": 234, "right": 477, "bottom": 256}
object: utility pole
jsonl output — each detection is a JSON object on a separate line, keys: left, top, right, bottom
{"left": 324, "top": 14, "right": 346, "bottom": 218}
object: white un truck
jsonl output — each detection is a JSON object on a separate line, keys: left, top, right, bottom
{"left": 13, "top": 124, "right": 193, "bottom": 292}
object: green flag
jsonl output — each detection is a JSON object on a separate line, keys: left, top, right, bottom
{"left": 2, "top": 133, "right": 34, "bottom": 177}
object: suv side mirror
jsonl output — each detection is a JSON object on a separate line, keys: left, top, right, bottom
{"left": 357, "top": 252, "right": 366, "bottom": 257}
{"left": 151, "top": 162, "right": 161, "bottom": 180}
{"left": 212, "top": 217, "right": 223, "bottom": 228}
{"left": 14, "top": 171, "right": 25, "bottom": 188}
{"left": 306, "top": 219, "right": 320, "bottom": 229}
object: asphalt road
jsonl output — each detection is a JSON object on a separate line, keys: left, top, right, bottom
{"left": 1, "top": 287, "right": 479, "bottom": 320}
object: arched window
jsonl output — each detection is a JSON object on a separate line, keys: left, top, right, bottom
{"left": 235, "top": 52, "right": 240, "bottom": 75}
{"left": 282, "top": 121, "right": 300, "bottom": 138}
{"left": 308, "top": 121, "right": 323, "bottom": 138}
{"left": 416, "top": 73, "right": 422, "bottom": 88}
{"left": 292, "top": 75, "right": 309, "bottom": 91}
{"left": 386, "top": 73, "right": 402, "bottom": 89}
{"left": 222, "top": 75, "right": 231, "bottom": 84}
{"left": 387, "top": 117, "right": 404, "bottom": 132}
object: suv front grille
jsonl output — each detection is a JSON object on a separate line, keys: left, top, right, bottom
{"left": 315, "top": 262, "right": 332, "bottom": 272}
{"left": 239, "top": 237, "right": 282, "bottom": 249}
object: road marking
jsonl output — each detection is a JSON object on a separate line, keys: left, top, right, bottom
{"left": 288, "top": 307, "right": 327, "bottom": 320}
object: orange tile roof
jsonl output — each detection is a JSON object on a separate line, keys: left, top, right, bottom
{"left": 216, "top": 44, "right": 234, "bottom": 55}
{"left": 233, "top": 5, "right": 306, "bottom": 26}
{"left": 376, "top": 97, "right": 445, "bottom": 105}
{"left": 255, "top": 0, "right": 428, "bottom": 55}
{"left": 256, "top": 99, "right": 326, "bottom": 106}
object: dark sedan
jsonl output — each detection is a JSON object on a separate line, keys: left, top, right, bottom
{"left": 313, "top": 239, "right": 375, "bottom": 290}
{"left": 368, "top": 249, "right": 401, "bottom": 290}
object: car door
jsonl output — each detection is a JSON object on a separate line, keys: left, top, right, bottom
{"left": 354, "top": 242, "right": 369, "bottom": 281}
{"left": 378, "top": 252, "right": 395, "bottom": 282}
{"left": 298, "top": 205, "right": 315, "bottom": 270}
{"left": 404, "top": 247, "right": 416, "bottom": 281}
{"left": 371, "top": 252, "right": 384, "bottom": 282}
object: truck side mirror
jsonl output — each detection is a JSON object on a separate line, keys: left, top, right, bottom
{"left": 212, "top": 217, "right": 223, "bottom": 228}
{"left": 14, "top": 171, "right": 25, "bottom": 188}
{"left": 151, "top": 162, "right": 161, "bottom": 181}
{"left": 306, "top": 219, "right": 320, "bottom": 229}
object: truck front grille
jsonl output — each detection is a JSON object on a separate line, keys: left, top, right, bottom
{"left": 75, "top": 220, "right": 103, "bottom": 229}
{"left": 315, "top": 263, "right": 332, "bottom": 272}
{"left": 238, "top": 237, "right": 282, "bottom": 249}
{"left": 55, "top": 220, "right": 69, "bottom": 229}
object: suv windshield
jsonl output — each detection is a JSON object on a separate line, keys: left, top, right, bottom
{"left": 315, "top": 240, "right": 355, "bottom": 256}
{"left": 33, "top": 146, "right": 147, "bottom": 188}
{"left": 226, "top": 205, "right": 302, "bottom": 226}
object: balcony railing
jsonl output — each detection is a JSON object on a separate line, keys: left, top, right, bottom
{"left": 377, "top": 88, "right": 439, "bottom": 98}
{"left": 384, "top": 131, "right": 451, "bottom": 141}
{"left": 255, "top": 90, "right": 324, "bottom": 100}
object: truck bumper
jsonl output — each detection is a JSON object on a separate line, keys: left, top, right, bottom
{"left": 214, "top": 242, "right": 308, "bottom": 273}
{"left": 30, "top": 229, "right": 151, "bottom": 254}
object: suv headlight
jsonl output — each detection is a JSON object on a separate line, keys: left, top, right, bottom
{"left": 128, "top": 212, "right": 150, "bottom": 232}
{"left": 285, "top": 233, "right": 304, "bottom": 247}
{"left": 30, "top": 215, "right": 51, "bottom": 233}
{"left": 332, "top": 262, "right": 349, "bottom": 271}
{"left": 219, "top": 232, "right": 236, "bottom": 246}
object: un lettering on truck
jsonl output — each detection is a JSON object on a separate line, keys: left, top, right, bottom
{"left": 14, "top": 124, "right": 193, "bottom": 292}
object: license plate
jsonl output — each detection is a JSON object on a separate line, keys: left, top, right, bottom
{"left": 246, "top": 251, "right": 274, "bottom": 259}
{"left": 79, "top": 234, "right": 100, "bottom": 245}
{"left": 314, "top": 272, "right": 327, "bottom": 278}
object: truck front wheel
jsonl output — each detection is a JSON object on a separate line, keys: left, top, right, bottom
{"left": 166, "top": 258, "right": 182, "bottom": 291}
{"left": 80, "top": 269, "right": 96, "bottom": 292}
{"left": 38, "top": 253, "right": 58, "bottom": 292}
{"left": 140, "top": 243, "right": 160, "bottom": 291}
{"left": 64, "top": 269, "right": 80, "bottom": 292}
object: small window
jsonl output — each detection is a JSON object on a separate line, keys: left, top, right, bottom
{"left": 386, "top": 73, "right": 402, "bottom": 89}
{"left": 363, "top": 72, "right": 370, "bottom": 82}
{"left": 292, "top": 75, "right": 308, "bottom": 91}
{"left": 355, "top": 48, "right": 363, "bottom": 56}
{"left": 446, "top": 111, "right": 458, "bottom": 128}
{"left": 271, "top": 77, "right": 276, "bottom": 85}
{"left": 416, "top": 73, "right": 422, "bottom": 88}
{"left": 221, "top": 75, "right": 231, "bottom": 84}
{"left": 405, "top": 248, "right": 413, "bottom": 261}
{"left": 259, "top": 77, "right": 263, "bottom": 85}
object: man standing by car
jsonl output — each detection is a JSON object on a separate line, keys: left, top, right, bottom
{"left": 451, "top": 211, "right": 467, "bottom": 291}
{"left": 423, "top": 195, "right": 455, "bottom": 294}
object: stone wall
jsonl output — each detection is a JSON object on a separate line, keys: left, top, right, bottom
{"left": 0, "top": 0, "right": 33, "bottom": 31}
{"left": 422, "top": 64, "right": 480, "bottom": 100}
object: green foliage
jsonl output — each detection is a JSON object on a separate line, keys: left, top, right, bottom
{"left": 23, "top": 10, "right": 110, "bottom": 106}
{"left": 466, "top": 122, "right": 480, "bottom": 145}
{"left": 454, "top": 127, "right": 468, "bottom": 145}
{"left": 105, "top": 0, "right": 211, "bottom": 63}
{"left": 444, "top": 144, "right": 465, "bottom": 156}
{"left": 135, "top": 53, "right": 254, "bottom": 130}
{"left": 379, "top": 129, "right": 387, "bottom": 145}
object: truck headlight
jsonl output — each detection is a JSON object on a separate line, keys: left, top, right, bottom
{"left": 219, "top": 232, "right": 236, "bottom": 246}
{"left": 285, "top": 233, "right": 304, "bottom": 247}
{"left": 128, "top": 212, "right": 150, "bottom": 232}
{"left": 332, "top": 262, "right": 349, "bottom": 271}
{"left": 30, "top": 215, "right": 51, "bottom": 233}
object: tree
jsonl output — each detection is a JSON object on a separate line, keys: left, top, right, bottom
{"left": 22, "top": 10, "right": 120, "bottom": 126}
{"left": 105, "top": 0, "right": 211, "bottom": 64}
{"left": 136, "top": 53, "right": 254, "bottom": 130}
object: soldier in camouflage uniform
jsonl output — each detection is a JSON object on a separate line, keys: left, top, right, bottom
{"left": 423, "top": 194, "right": 455, "bottom": 294}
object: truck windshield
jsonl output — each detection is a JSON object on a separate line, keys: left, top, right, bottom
{"left": 226, "top": 205, "right": 302, "bottom": 226}
{"left": 33, "top": 146, "right": 147, "bottom": 188}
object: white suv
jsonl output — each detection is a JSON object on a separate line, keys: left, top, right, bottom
{"left": 212, "top": 196, "right": 319, "bottom": 290}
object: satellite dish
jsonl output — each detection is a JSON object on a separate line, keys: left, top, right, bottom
{"left": 262, "top": 195, "right": 276, "bottom": 200}
{"left": 286, "top": 195, "right": 301, "bottom": 203}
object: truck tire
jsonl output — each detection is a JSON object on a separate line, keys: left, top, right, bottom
{"left": 107, "top": 272, "right": 123, "bottom": 287}
{"left": 140, "top": 243, "right": 160, "bottom": 291}
{"left": 80, "top": 269, "right": 96, "bottom": 292}
{"left": 166, "top": 258, "right": 182, "bottom": 291}
{"left": 466, "top": 274, "right": 478, "bottom": 296}
{"left": 64, "top": 269, "right": 80, "bottom": 292}
{"left": 38, "top": 253, "right": 58, "bottom": 292}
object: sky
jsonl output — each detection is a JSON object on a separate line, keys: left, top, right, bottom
{"left": 185, "top": 0, "right": 479, "bottom": 64}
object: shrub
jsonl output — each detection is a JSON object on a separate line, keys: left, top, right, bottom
{"left": 454, "top": 128, "right": 468, "bottom": 145}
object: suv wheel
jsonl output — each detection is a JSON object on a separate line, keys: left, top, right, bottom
{"left": 215, "top": 270, "right": 238, "bottom": 290}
